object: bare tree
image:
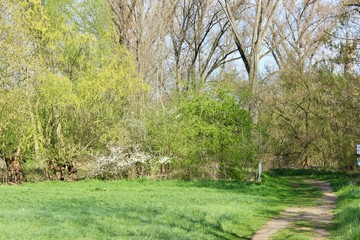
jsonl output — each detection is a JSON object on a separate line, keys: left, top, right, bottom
{"left": 169, "top": 0, "right": 238, "bottom": 91}
{"left": 219, "top": 0, "right": 280, "bottom": 124}
{"left": 109, "top": 0, "right": 240, "bottom": 96}
{"left": 109, "top": 0, "right": 174, "bottom": 97}
{"left": 267, "top": 0, "right": 340, "bottom": 72}
{"left": 335, "top": 0, "right": 359, "bottom": 75}
{"left": 261, "top": 0, "right": 347, "bottom": 168}
{"left": 344, "top": 0, "right": 360, "bottom": 10}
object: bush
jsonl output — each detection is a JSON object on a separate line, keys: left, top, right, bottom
{"left": 91, "top": 145, "right": 172, "bottom": 179}
{"left": 144, "top": 89, "right": 255, "bottom": 179}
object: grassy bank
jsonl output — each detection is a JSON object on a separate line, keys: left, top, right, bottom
{"left": 0, "top": 173, "right": 320, "bottom": 240}
{"left": 326, "top": 173, "right": 360, "bottom": 240}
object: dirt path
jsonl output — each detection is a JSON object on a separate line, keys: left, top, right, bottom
{"left": 252, "top": 180, "right": 336, "bottom": 240}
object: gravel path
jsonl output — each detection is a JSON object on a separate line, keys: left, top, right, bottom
{"left": 252, "top": 180, "right": 336, "bottom": 240}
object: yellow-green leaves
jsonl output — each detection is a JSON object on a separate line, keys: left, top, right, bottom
{"left": 19, "top": 0, "right": 49, "bottom": 36}
{"left": 39, "top": 73, "right": 78, "bottom": 109}
{"left": 0, "top": 0, "right": 147, "bottom": 170}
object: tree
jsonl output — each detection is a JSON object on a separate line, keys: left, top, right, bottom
{"left": 331, "top": 0, "right": 359, "bottom": 76}
{"left": 256, "top": 0, "right": 354, "bottom": 169}
{"left": 267, "top": 0, "right": 339, "bottom": 72}
{"left": 108, "top": 0, "right": 173, "bottom": 95}
{"left": 262, "top": 64, "right": 360, "bottom": 169}
{"left": 219, "top": 0, "right": 280, "bottom": 124}
{"left": 262, "top": 68, "right": 325, "bottom": 168}
{"left": 0, "top": 0, "right": 43, "bottom": 183}
{"left": 168, "top": 0, "right": 238, "bottom": 91}
{"left": 0, "top": 0, "right": 146, "bottom": 182}
{"left": 109, "top": 0, "right": 243, "bottom": 98}
{"left": 34, "top": 0, "right": 146, "bottom": 180}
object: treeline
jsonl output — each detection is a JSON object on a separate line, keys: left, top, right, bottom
{"left": 0, "top": 0, "right": 359, "bottom": 183}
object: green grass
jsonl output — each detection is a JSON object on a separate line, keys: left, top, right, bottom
{"left": 271, "top": 169, "right": 360, "bottom": 240}
{"left": 0, "top": 173, "right": 321, "bottom": 240}
{"left": 327, "top": 175, "right": 360, "bottom": 240}
{"left": 271, "top": 226, "right": 315, "bottom": 240}
{"left": 270, "top": 220, "right": 318, "bottom": 240}
{"left": 286, "top": 170, "right": 360, "bottom": 240}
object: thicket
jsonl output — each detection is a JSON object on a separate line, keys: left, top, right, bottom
{"left": 142, "top": 90, "right": 255, "bottom": 179}
{"left": 0, "top": 0, "right": 359, "bottom": 184}
{"left": 87, "top": 87, "right": 256, "bottom": 180}
{"left": 261, "top": 68, "right": 359, "bottom": 170}
{"left": 0, "top": 0, "right": 147, "bottom": 182}
{"left": 0, "top": 1, "right": 257, "bottom": 182}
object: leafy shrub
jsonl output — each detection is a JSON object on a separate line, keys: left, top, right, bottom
{"left": 144, "top": 89, "right": 255, "bottom": 179}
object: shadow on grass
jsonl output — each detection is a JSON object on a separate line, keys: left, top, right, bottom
{"left": 273, "top": 169, "right": 360, "bottom": 240}
{"left": 272, "top": 168, "right": 360, "bottom": 190}
{"left": 43, "top": 196, "right": 250, "bottom": 240}
{"left": 176, "top": 172, "right": 322, "bottom": 206}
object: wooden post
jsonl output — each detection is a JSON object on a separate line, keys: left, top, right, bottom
{"left": 258, "top": 160, "right": 262, "bottom": 182}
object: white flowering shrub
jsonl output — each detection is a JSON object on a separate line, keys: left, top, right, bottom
{"left": 91, "top": 146, "right": 172, "bottom": 179}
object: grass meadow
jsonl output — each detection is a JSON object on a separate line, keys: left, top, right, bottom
{"left": 0, "top": 173, "right": 321, "bottom": 240}
{"left": 1, "top": 170, "right": 360, "bottom": 240}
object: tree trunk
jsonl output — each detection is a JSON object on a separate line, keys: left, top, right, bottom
{"left": 220, "top": 0, "right": 280, "bottom": 125}
{"left": 4, "top": 148, "right": 25, "bottom": 184}
{"left": 67, "top": 160, "right": 78, "bottom": 181}
{"left": 249, "top": 52, "right": 260, "bottom": 125}
{"left": 344, "top": 30, "right": 357, "bottom": 76}
{"left": 302, "top": 153, "right": 309, "bottom": 169}
{"left": 45, "top": 160, "right": 65, "bottom": 181}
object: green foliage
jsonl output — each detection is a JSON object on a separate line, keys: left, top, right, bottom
{"left": 144, "top": 89, "right": 255, "bottom": 179}
{"left": 2, "top": 0, "right": 255, "bottom": 181}
{"left": 0, "top": 89, "right": 33, "bottom": 156}
{"left": 0, "top": 0, "right": 147, "bottom": 178}
{"left": 262, "top": 68, "right": 359, "bottom": 170}
{"left": 315, "top": 72, "right": 359, "bottom": 170}
{"left": 32, "top": 1, "right": 146, "bottom": 166}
